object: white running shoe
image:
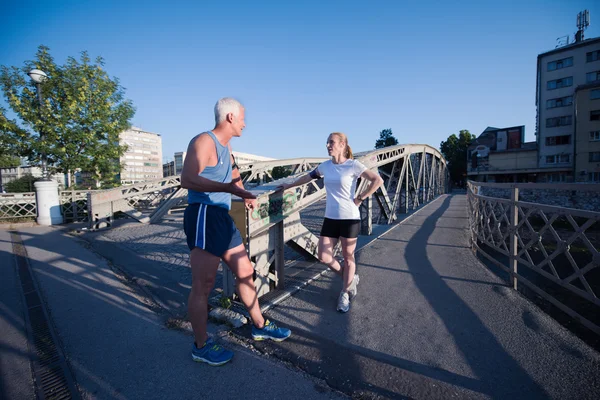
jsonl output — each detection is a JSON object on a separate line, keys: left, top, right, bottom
{"left": 337, "top": 291, "right": 350, "bottom": 313}
{"left": 348, "top": 274, "right": 360, "bottom": 298}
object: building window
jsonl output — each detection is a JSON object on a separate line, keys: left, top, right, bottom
{"left": 546, "top": 115, "right": 572, "bottom": 127}
{"left": 591, "top": 131, "right": 600, "bottom": 141}
{"left": 545, "top": 135, "right": 571, "bottom": 145}
{"left": 547, "top": 77, "right": 573, "bottom": 90}
{"left": 590, "top": 172, "right": 600, "bottom": 182}
{"left": 546, "top": 96, "right": 573, "bottom": 108}
{"left": 587, "top": 71, "right": 600, "bottom": 83}
{"left": 591, "top": 110, "right": 600, "bottom": 121}
{"left": 547, "top": 173, "right": 567, "bottom": 182}
{"left": 590, "top": 152, "right": 600, "bottom": 162}
{"left": 587, "top": 51, "right": 600, "bottom": 63}
{"left": 547, "top": 57, "right": 573, "bottom": 71}
{"left": 592, "top": 89, "right": 600, "bottom": 100}
{"left": 546, "top": 154, "right": 570, "bottom": 164}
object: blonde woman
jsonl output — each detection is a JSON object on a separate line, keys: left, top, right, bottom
{"left": 278, "top": 132, "right": 383, "bottom": 312}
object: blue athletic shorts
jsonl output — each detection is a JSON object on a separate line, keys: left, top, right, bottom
{"left": 183, "top": 203, "right": 243, "bottom": 257}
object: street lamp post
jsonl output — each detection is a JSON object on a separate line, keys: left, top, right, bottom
{"left": 27, "top": 69, "right": 48, "bottom": 180}
{"left": 27, "top": 68, "right": 63, "bottom": 225}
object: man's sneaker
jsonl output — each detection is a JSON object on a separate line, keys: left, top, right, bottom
{"left": 191, "top": 338, "right": 233, "bottom": 366}
{"left": 348, "top": 274, "right": 360, "bottom": 298}
{"left": 337, "top": 291, "right": 350, "bottom": 313}
{"left": 251, "top": 320, "right": 291, "bottom": 342}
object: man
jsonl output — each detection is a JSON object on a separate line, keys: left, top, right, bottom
{"left": 181, "top": 97, "right": 291, "bottom": 366}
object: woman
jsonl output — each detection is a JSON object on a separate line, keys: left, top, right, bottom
{"left": 278, "top": 132, "right": 383, "bottom": 312}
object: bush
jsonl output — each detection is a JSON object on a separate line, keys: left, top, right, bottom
{"left": 5, "top": 174, "right": 41, "bottom": 193}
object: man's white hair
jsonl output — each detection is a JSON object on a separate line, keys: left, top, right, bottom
{"left": 214, "top": 97, "right": 243, "bottom": 125}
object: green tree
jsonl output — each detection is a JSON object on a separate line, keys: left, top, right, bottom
{"left": 375, "top": 128, "right": 399, "bottom": 149}
{"left": 0, "top": 45, "right": 135, "bottom": 187}
{"left": 271, "top": 166, "right": 292, "bottom": 180}
{"left": 440, "top": 130, "right": 476, "bottom": 185}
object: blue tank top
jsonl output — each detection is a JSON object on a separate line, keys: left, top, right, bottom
{"left": 187, "top": 131, "right": 232, "bottom": 210}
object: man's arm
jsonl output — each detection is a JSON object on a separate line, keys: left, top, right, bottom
{"left": 180, "top": 134, "right": 255, "bottom": 199}
{"left": 229, "top": 146, "right": 257, "bottom": 209}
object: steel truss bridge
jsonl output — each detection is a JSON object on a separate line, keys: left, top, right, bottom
{"left": 86, "top": 144, "right": 449, "bottom": 298}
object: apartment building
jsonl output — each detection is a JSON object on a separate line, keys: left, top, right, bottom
{"left": 535, "top": 35, "right": 600, "bottom": 182}
{"left": 119, "top": 127, "right": 163, "bottom": 184}
{"left": 174, "top": 151, "right": 186, "bottom": 175}
{"left": 574, "top": 83, "right": 600, "bottom": 182}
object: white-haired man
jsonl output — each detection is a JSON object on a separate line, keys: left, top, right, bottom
{"left": 181, "top": 97, "right": 291, "bottom": 366}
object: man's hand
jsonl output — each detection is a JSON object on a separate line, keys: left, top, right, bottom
{"left": 244, "top": 198, "right": 257, "bottom": 210}
{"left": 353, "top": 198, "right": 362, "bottom": 207}
{"left": 228, "top": 182, "right": 256, "bottom": 199}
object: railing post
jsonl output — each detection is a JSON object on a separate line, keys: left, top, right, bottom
{"left": 360, "top": 195, "right": 373, "bottom": 235}
{"left": 509, "top": 185, "right": 519, "bottom": 290}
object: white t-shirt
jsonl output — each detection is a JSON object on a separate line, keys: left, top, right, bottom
{"left": 316, "top": 159, "right": 368, "bottom": 220}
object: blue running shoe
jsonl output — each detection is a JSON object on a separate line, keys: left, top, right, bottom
{"left": 191, "top": 338, "right": 233, "bottom": 366}
{"left": 251, "top": 320, "right": 291, "bottom": 342}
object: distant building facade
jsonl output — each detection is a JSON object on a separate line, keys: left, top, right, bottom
{"left": 535, "top": 35, "right": 600, "bottom": 182}
{"left": 119, "top": 127, "right": 163, "bottom": 184}
{"left": 0, "top": 166, "right": 67, "bottom": 191}
{"left": 574, "top": 83, "right": 600, "bottom": 182}
{"left": 232, "top": 151, "right": 275, "bottom": 165}
{"left": 467, "top": 126, "right": 541, "bottom": 183}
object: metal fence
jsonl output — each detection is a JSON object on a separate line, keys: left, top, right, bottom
{"left": 0, "top": 192, "right": 37, "bottom": 220}
{"left": 467, "top": 181, "right": 600, "bottom": 334}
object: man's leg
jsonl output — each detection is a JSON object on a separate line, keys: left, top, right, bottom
{"left": 221, "top": 244, "right": 264, "bottom": 328}
{"left": 188, "top": 247, "right": 221, "bottom": 346}
{"left": 318, "top": 236, "right": 343, "bottom": 277}
{"left": 222, "top": 244, "right": 291, "bottom": 341}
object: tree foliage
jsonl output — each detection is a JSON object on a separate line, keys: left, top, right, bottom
{"left": 0, "top": 45, "right": 135, "bottom": 187}
{"left": 440, "top": 130, "right": 476, "bottom": 185}
{"left": 375, "top": 128, "right": 399, "bottom": 149}
{"left": 271, "top": 166, "right": 292, "bottom": 180}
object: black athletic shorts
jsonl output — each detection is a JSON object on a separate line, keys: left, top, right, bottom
{"left": 320, "top": 218, "right": 360, "bottom": 239}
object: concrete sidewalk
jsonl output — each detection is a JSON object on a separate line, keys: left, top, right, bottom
{"left": 0, "top": 227, "right": 346, "bottom": 400}
{"left": 245, "top": 194, "right": 600, "bottom": 399}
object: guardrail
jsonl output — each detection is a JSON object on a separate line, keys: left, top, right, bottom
{"left": 467, "top": 181, "right": 600, "bottom": 334}
{"left": 0, "top": 192, "right": 37, "bottom": 220}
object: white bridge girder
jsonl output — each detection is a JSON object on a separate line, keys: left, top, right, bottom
{"left": 85, "top": 144, "right": 448, "bottom": 299}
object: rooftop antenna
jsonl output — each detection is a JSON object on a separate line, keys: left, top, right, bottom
{"left": 575, "top": 9, "right": 590, "bottom": 42}
{"left": 555, "top": 35, "right": 570, "bottom": 48}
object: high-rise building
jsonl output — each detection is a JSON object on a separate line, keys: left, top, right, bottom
{"left": 574, "top": 83, "right": 600, "bottom": 182}
{"left": 119, "top": 127, "right": 163, "bottom": 184}
{"left": 535, "top": 32, "right": 600, "bottom": 182}
{"left": 174, "top": 151, "right": 186, "bottom": 175}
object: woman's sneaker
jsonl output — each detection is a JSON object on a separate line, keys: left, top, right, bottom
{"left": 191, "top": 338, "right": 233, "bottom": 366}
{"left": 251, "top": 320, "right": 291, "bottom": 342}
{"left": 348, "top": 274, "right": 360, "bottom": 298}
{"left": 337, "top": 291, "right": 350, "bottom": 312}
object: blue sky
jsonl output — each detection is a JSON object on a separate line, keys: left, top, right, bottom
{"left": 2, "top": 0, "right": 599, "bottom": 162}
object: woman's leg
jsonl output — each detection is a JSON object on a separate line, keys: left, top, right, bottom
{"left": 340, "top": 237, "right": 358, "bottom": 292}
{"left": 318, "top": 236, "right": 343, "bottom": 277}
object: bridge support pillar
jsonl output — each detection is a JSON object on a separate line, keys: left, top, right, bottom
{"left": 35, "top": 180, "right": 64, "bottom": 226}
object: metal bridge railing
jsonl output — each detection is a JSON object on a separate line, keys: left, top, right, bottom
{"left": 0, "top": 192, "right": 37, "bottom": 220}
{"left": 467, "top": 181, "right": 600, "bottom": 334}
